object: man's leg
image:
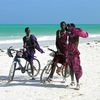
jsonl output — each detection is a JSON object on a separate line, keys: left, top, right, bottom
{"left": 70, "top": 63, "right": 74, "bottom": 82}
{"left": 29, "top": 60, "right": 35, "bottom": 80}
{"left": 69, "top": 62, "right": 75, "bottom": 86}
{"left": 73, "top": 56, "right": 82, "bottom": 89}
{"left": 49, "top": 62, "right": 57, "bottom": 79}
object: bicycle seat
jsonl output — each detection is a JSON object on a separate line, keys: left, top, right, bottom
{"left": 49, "top": 52, "right": 55, "bottom": 57}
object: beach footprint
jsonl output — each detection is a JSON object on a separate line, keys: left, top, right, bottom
{"left": 59, "top": 95, "right": 68, "bottom": 100}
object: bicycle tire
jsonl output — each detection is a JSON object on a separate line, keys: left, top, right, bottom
{"left": 40, "top": 60, "right": 53, "bottom": 83}
{"left": 27, "top": 58, "right": 40, "bottom": 78}
{"left": 8, "top": 61, "right": 17, "bottom": 82}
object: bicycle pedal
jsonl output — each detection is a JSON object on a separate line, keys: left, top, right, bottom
{"left": 25, "top": 69, "right": 28, "bottom": 71}
{"left": 16, "top": 67, "right": 21, "bottom": 70}
{"left": 22, "top": 71, "right": 25, "bottom": 73}
{"left": 30, "top": 77, "right": 35, "bottom": 80}
{"left": 21, "top": 68, "right": 25, "bottom": 73}
{"left": 21, "top": 70, "right": 25, "bottom": 73}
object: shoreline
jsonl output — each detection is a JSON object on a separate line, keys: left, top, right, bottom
{"left": 0, "top": 36, "right": 100, "bottom": 50}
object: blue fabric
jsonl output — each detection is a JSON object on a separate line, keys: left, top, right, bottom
{"left": 23, "top": 34, "right": 44, "bottom": 64}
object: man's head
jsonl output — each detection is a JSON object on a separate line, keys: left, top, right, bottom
{"left": 67, "top": 23, "right": 76, "bottom": 31}
{"left": 25, "top": 27, "right": 30, "bottom": 36}
{"left": 60, "top": 21, "right": 66, "bottom": 30}
{"left": 70, "top": 23, "right": 75, "bottom": 28}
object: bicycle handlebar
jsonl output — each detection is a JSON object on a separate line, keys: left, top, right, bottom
{"left": 7, "top": 46, "right": 23, "bottom": 57}
{"left": 0, "top": 49, "right": 4, "bottom": 52}
{"left": 48, "top": 48, "right": 56, "bottom": 53}
{"left": 48, "top": 48, "right": 66, "bottom": 57}
{"left": 8, "top": 46, "right": 19, "bottom": 52}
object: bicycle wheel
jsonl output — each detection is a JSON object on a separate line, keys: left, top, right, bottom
{"left": 62, "top": 65, "right": 70, "bottom": 78}
{"left": 40, "top": 60, "right": 53, "bottom": 83}
{"left": 8, "top": 61, "right": 17, "bottom": 82}
{"left": 27, "top": 58, "right": 40, "bottom": 78}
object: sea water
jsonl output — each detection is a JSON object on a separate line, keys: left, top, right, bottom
{"left": 0, "top": 24, "right": 100, "bottom": 49}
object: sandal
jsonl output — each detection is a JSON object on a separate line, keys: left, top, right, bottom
{"left": 56, "top": 67, "right": 61, "bottom": 75}
{"left": 70, "top": 81, "right": 75, "bottom": 86}
{"left": 46, "top": 77, "right": 52, "bottom": 83}
{"left": 56, "top": 70, "right": 61, "bottom": 75}
{"left": 75, "top": 83, "right": 80, "bottom": 90}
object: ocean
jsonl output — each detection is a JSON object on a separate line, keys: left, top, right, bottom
{"left": 0, "top": 24, "right": 100, "bottom": 49}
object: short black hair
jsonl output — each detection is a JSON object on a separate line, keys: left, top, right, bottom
{"left": 25, "top": 27, "right": 30, "bottom": 32}
{"left": 66, "top": 23, "right": 71, "bottom": 27}
{"left": 70, "top": 23, "right": 75, "bottom": 27}
{"left": 60, "top": 21, "right": 66, "bottom": 26}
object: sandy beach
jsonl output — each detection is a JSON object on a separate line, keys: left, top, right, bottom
{"left": 0, "top": 0, "right": 100, "bottom": 99}
{"left": 0, "top": 40, "right": 100, "bottom": 100}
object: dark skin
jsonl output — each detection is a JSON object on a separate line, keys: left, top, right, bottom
{"left": 24, "top": 28, "right": 35, "bottom": 79}
{"left": 48, "top": 22, "right": 68, "bottom": 79}
{"left": 56, "top": 22, "right": 67, "bottom": 52}
{"left": 26, "top": 28, "right": 30, "bottom": 36}
{"left": 23, "top": 28, "right": 30, "bottom": 48}
{"left": 68, "top": 24, "right": 79, "bottom": 47}
{"left": 24, "top": 28, "right": 35, "bottom": 48}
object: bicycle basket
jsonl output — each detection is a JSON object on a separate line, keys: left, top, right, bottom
{"left": 49, "top": 52, "right": 55, "bottom": 57}
{"left": 16, "top": 51, "right": 23, "bottom": 57}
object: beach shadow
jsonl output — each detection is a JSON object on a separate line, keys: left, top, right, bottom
{"left": 0, "top": 75, "right": 8, "bottom": 80}
{"left": 6, "top": 82, "right": 66, "bottom": 89}
{"left": 0, "top": 75, "right": 9, "bottom": 86}
{"left": 0, "top": 76, "right": 66, "bottom": 89}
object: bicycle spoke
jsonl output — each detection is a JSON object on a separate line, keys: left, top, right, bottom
{"left": 40, "top": 61, "right": 52, "bottom": 83}
{"left": 27, "top": 58, "right": 40, "bottom": 77}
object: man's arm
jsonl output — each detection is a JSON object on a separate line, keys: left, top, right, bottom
{"left": 31, "top": 35, "right": 44, "bottom": 53}
{"left": 71, "top": 28, "right": 88, "bottom": 38}
{"left": 56, "top": 30, "right": 61, "bottom": 52}
{"left": 23, "top": 36, "right": 26, "bottom": 48}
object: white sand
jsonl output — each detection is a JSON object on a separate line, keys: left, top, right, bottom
{"left": 0, "top": 41, "right": 100, "bottom": 100}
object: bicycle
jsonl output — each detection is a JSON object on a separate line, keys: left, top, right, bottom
{"left": 40, "top": 48, "right": 70, "bottom": 83}
{"left": 7, "top": 46, "right": 40, "bottom": 82}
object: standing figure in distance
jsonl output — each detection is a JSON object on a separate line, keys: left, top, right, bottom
{"left": 23, "top": 27, "right": 44, "bottom": 79}
{"left": 47, "top": 21, "right": 69, "bottom": 82}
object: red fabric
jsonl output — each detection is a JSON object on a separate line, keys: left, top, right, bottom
{"left": 56, "top": 32, "right": 68, "bottom": 56}
{"left": 53, "top": 54, "right": 66, "bottom": 65}
{"left": 71, "top": 28, "right": 88, "bottom": 38}
{"left": 68, "top": 54, "right": 82, "bottom": 80}
{"left": 54, "top": 31, "right": 68, "bottom": 65}
{"left": 67, "top": 27, "right": 88, "bottom": 80}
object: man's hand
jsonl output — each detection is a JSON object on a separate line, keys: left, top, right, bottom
{"left": 41, "top": 50, "right": 45, "bottom": 53}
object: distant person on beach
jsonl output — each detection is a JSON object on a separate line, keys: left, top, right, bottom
{"left": 46, "top": 21, "right": 69, "bottom": 82}
{"left": 67, "top": 23, "right": 88, "bottom": 90}
{"left": 23, "top": 27, "right": 44, "bottom": 79}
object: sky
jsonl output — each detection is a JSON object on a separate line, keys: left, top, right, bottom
{"left": 0, "top": 0, "right": 100, "bottom": 24}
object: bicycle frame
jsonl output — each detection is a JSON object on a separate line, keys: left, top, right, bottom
{"left": 13, "top": 51, "right": 28, "bottom": 73}
{"left": 40, "top": 48, "right": 70, "bottom": 83}
{"left": 7, "top": 46, "right": 41, "bottom": 82}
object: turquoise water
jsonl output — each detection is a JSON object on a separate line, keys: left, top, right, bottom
{"left": 0, "top": 24, "right": 100, "bottom": 49}
{"left": 0, "top": 24, "right": 100, "bottom": 39}
{"left": 77, "top": 24, "right": 100, "bottom": 34}
{"left": 0, "top": 24, "right": 59, "bottom": 39}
